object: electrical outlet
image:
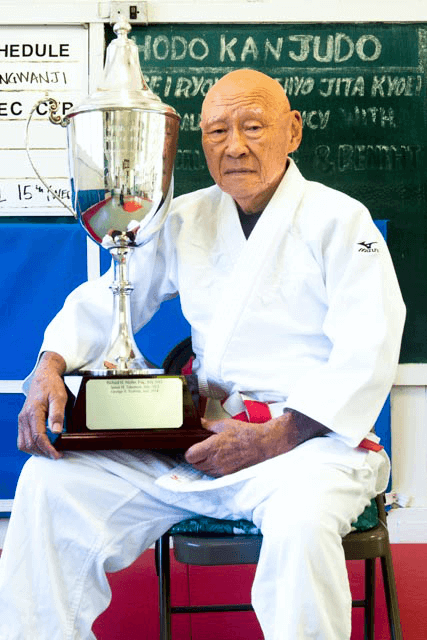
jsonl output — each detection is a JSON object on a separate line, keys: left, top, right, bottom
{"left": 109, "top": 2, "right": 147, "bottom": 24}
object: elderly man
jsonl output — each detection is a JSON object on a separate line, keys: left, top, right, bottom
{"left": 0, "top": 70, "right": 405, "bottom": 640}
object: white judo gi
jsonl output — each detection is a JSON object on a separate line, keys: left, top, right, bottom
{"left": 0, "top": 160, "right": 405, "bottom": 640}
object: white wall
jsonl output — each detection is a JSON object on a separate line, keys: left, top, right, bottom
{"left": 0, "top": 0, "right": 426, "bottom": 25}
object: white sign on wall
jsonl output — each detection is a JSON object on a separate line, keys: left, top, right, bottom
{"left": 0, "top": 25, "right": 89, "bottom": 215}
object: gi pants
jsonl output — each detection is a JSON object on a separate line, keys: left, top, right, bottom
{"left": 0, "top": 438, "right": 387, "bottom": 640}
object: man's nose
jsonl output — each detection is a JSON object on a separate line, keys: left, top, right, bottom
{"left": 226, "top": 128, "right": 248, "bottom": 157}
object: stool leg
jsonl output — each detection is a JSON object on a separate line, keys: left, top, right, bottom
{"left": 380, "top": 550, "right": 403, "bottom": 640}
{"left": 364, "top": 558, "right": 376, "bottom": 640}
{"left": 156, "top": 534, "right": 172, "bottom": 640}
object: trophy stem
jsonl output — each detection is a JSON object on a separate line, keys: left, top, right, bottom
{"left": 103, "top": 244, "right": 163, "bottom": 374}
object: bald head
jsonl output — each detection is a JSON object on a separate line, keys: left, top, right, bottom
{"left": 201, "top": 69, "right": 291, "bottom": 126}
{"left": 200, "top": 69, "right": 302, "bottom": 213}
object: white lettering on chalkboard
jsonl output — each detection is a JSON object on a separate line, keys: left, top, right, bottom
{"left": 371, "top": 75, "right": 423, "bottom": 97}
{"left": 175, "top": 149, "right": 206, "bottom": 171}
{"left": 180, "top": 113, "right": 202, "bottom": 132}
{"left": 319, "top": 77, "right": 365, "bottom": 97}
{"left": 288, "top": 34, "right": 382, "bottom": 64}
{"left": 145, "top": 71, "right": 424, "bottom": 104}
{"left": 141, "top": 35, "right": 209, "bottom": 62}
{"left": 301, "top": 111, "right": 330, "bottom": 130}
{"left": 279, "top": 76, "right": 315, "bottom": 97}
{"left": 338, "top": 107, "right": 397, "bottom": 128}
{"left": 314, "top": 144, "right": 421, "bottom": 173}
{"left": 140, "top": 32, "right": 384, "bottom": 65}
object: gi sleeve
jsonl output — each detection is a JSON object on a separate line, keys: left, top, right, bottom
{"left": 24, "top": 219, "right": 179, "bottom": 382}
{"left": 284, "top": 201, "right": 406, "bottom": 447}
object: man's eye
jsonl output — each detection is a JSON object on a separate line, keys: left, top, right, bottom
{"left": 245, "top": 124, "right": 263, "bottom": 133}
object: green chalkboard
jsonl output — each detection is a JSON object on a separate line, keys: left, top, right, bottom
{"left": 107, "top": 23, "right": 427, "bottom": 363}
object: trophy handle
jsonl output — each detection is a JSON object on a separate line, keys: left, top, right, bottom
{"left": 25, "top": 95, "right": 77, "bottom": 219}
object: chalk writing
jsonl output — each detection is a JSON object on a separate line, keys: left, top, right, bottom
{"left": 338, "top": 107, "right": 397, "bottom": 128}
{"left": 301, "top": 110, "right": 330, "bottom": 130}
{"left": 319, "top": 77, "right": 365, "bottom": 97}
{"left": 371, "top": 75, "right": 423, "bottom": 97}
{"left": 175, "top": 149, "right": 206, "bottom": 171}
{"left": 139, "top": 32, "right": 386, "bottom": 65}
{"left": 176, "top": 107, "right": 398, "bottom": 132}
{"left": 287, "top": 34, "right": 382, "bottom": 64}
{"left": 145, "top": 73, "right": 424, "bottom": 101}
{"left": 140, "top": 35, "right": 210, "bottom": 62}
{"left": 314, "top": 144, "right": 422, "bottom": 173}
{"left": 180, "top": 113, "right": 202, "bottom": 132}
{"left": 277, "top": 76, "right": 315, "bottom": 96}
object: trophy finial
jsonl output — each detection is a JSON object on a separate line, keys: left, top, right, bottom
{"left": 113, "top": 14, "right": 132, "bottom": 38}
{"left": 97, "top": 16, "right": 150, "bottom": 94}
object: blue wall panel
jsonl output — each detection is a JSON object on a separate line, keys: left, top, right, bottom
{"left": 1, "top": 222, "right": 89, "bottom": 501}
{"left": 2, "top": 222, "right": 88, "bottom": 379}
{"left": 0, "top": 395, "right": 28, "bottom": 504}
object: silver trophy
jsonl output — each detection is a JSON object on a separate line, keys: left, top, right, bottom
{"left": 27, "top": 17, "right": 179, "bottom": 373}
{"left": 26, "top": 18, "right": 205, "bottom": 450}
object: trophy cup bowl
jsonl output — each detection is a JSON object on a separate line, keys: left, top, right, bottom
{"left": 26, "top": 17, "right": 208, "bottom": 450}
{"left": 65, "top": 92, "right": 180, "bottom": 373}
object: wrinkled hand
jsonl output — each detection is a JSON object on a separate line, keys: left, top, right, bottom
{"left": 185, "top": 410, "right": 330, "bottom": 477}
{"left": 18, "top": 352, "right": 67, "bottom": 460}
{"left": 185, "top": 416, "right": 290, "bottom": 477}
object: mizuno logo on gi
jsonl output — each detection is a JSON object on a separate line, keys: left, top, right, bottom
{"left": 358, "top": 241, "right": 379, "bottom": 253}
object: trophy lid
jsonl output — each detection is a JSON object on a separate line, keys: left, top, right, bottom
{"left": 67, "top": 16, "right": 179, "bottom": 119}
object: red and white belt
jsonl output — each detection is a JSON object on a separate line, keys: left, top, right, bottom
{"left": 222, "top": 394, "right": 383, "bottom": 453}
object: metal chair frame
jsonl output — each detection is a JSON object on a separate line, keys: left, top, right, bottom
{"left": 156, "top": 338, "right": 403, "bottom": 639}
{"left": 155, "top": 493, "right": 402, "bottom": 640}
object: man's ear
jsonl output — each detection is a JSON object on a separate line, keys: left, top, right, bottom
{"left": 289, "top": 111, "right": 303, "bottom": 153}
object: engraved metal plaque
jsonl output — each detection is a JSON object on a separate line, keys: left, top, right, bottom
{"left": 55, "top": 374, "right": 210, "bottom": 451}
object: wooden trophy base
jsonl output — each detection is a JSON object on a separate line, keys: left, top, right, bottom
{"left": 54, "top": 373, "right": 211, "bottom": 451}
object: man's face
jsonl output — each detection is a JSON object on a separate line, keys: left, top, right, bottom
{"left": 201, "top": 76, "right": 302, "bottom": 213}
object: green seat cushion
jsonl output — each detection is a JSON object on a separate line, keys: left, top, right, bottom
{"left": 171, "top": 516, "right": 259, "bottom": 536}
{"left": 170, "top": 498, "right": 378, "bottom": 536}
{"left": 351, "top": 498, "right": 378, "bottom": 532}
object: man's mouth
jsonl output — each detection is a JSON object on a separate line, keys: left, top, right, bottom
{"left": 223, "top": 169, "right": 256, "bottom": 174}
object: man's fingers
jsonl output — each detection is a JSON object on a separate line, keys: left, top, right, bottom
{"left": 51, "top": 423, "right": 63, "bottom": 434}
{"left": 34, "top": 431, "right": 63, "bottom": 460}
{"left": 47, "top": 388, "right": 67, "bottom": 434}
{"left": 17, "top": 412, "right": 34, "bottom": 453}
{"left": 200, "top": 418, "right": 229, "bottom": 433}
{"left": 48, "top": 413, "right": 64, "bottom": 434}
{"left": 16, "top": 357, "right": 67, "bottom": 459}
{"left": 18, "top": 397, "right": 64, "bottom": 459}
{"left": 185, "top": 435, "right": 216, "bottom": 464}
{"left": 185, "top": 443, "right": 206, "bottom": 464}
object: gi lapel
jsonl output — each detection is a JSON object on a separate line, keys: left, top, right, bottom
{"left": 202, "top": 160, "right": 306, "bottom": 391}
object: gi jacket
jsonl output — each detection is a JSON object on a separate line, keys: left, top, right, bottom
{"left": 37, "top": 160, "right": 405, "bottom": 449}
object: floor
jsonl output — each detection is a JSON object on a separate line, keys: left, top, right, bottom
{"left": 93, "top": 544, "right": 427, "bottom": 639}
